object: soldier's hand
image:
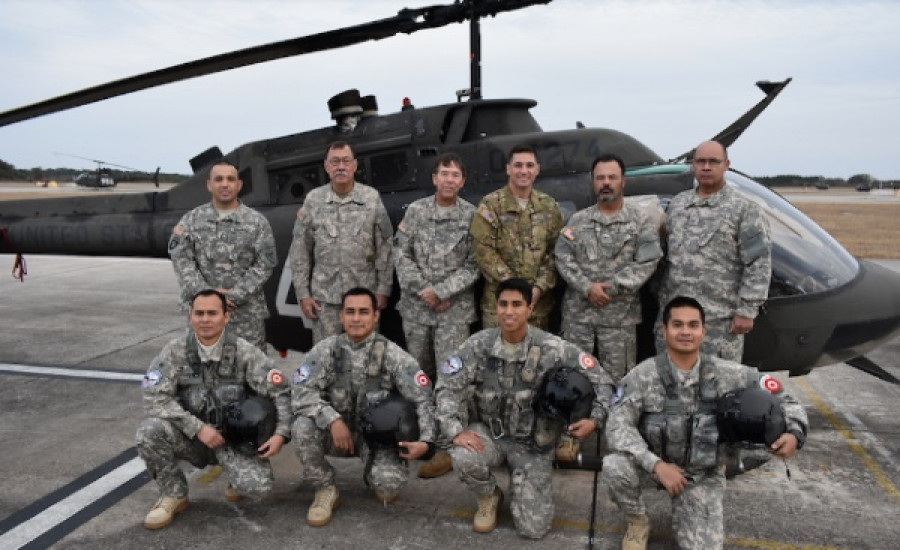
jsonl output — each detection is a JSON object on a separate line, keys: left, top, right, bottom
{"left": 434, "top": 299, "right": 452, "bottom": 313}
{"left": 587, "top": 282, "right": 612, "bottom": 307}
{"left": 654, "top": 461, "right": 689, "bottom": 497}
{"left": 770, "top": 432, "right": 799, "bottom": 459}
{"left": 197, "top": 424, "right": 226, "bottom": 449}
{"left": 330, "top": 418, "right": 355, "bottom": 454}
{"left": 398, "top": 441, "right": 429, "bottom": 460}
{"left": 418, "top": 287, "right": 440, "bottom": 308}
{"left": 568, "top": 419, "right": 596, "bottom": 440}
{"left": 730, "top": 314, "right": 754, "bottom": 335}
{"left": 376, "top": 294, "right": 390, "bottom": 311}
{"left": 301, "top": 297, "right": 322, "bottom": 320}
{"left": 257, "top": 434, "right": 286, "bottom": 458}
{"left": 453, "top": 430, "right": 485, "bottom": 453}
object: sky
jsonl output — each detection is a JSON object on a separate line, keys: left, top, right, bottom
{"left": 0, "top": 0, "right": 898, "bottom": 180}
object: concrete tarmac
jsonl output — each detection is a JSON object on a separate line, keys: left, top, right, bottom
{"left": 1, "top": 254, "right": 899, "bottom": 549}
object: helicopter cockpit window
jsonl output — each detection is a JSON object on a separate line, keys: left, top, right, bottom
{"left": 726, "top": 172, "right": 859, "bottom": 297}
{"left": 461, "top": 106, "right": 542, "bottom": 142}
{"left": 367, "top": 151, "right": 410, "bottom": 190}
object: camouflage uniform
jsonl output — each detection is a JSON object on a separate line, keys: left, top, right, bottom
{"left": 289, "top": 182, "right": 394, "bottom": 343}
{"left": 169, "top": 203, "right": 277, "bottom": 350}
{"left": 555, "top": 202, "right": 662, "bottom": 382}
{"left": 470, "top": 187, "right": 564, "bottom": 329}
{"left": 393, "top": 195, "right": 479, "bottom": 381}
{"left": 290, "top": 332, "right": 437, "bottom": 496}
{"left": 602, "top": 353, "right": 808, "bottom": 549}
{"left": 136, "top": 328, "right": 291, "bottom": 499}
{"left": 658, "top": 185, "right": 771, "bottom": 360}
{"left": 435, "top": 326, "right": 615, "bottom": 538}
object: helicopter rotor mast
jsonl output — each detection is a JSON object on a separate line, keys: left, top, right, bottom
{"left": 0, "top": 0, "right": 551, "bottom": 128}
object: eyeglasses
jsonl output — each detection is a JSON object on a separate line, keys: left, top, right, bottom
{"left": 692, "top": 158, "right": 725, "bottom": 166}
{"left": 327, "top": 157, "right": 356, "bottom": 167}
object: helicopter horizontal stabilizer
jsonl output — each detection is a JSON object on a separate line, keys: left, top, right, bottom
{"left": 845, "top": 356, "right": 900, "bottom": 385}
{"left": 670, "top": 77, "right": 792, "bottom": 163}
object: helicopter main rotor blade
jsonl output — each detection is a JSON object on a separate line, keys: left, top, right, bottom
{"left": 670, "top": 77, "right": 792, "bottom": 163}
{"left": 0, "top": 0, "right": 550, "bottom": 128}
{"left": 53, "top": 152, "right": 143, "bottom": 171}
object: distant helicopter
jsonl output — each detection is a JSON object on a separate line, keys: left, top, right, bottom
{"left": 53, "top": 152, "right": 162, "bottom": 189}
{"left": 0, "top": 0, "right": 898, "bottom": 383}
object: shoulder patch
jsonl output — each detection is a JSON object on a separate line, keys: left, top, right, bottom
{"left": 293, "top": 364, "right": 311, "bottom": 385}
{"left": 759, "top": 374, "right": 783, "bottom": 394}
{"left": 267, "top": 368, "right": 285, "bottom": 386}
{"left": 478, "top": 206, "right": 496, "bottom": 223}
{"left": 414, "top": 369, "right": 431, "bottom": 387}
{"left": 440, "top": 355, "right": 464, "bottom": 376}
{"left": 172, "top": 224, "right": 186, "bottom": 237}
{"left": 141, "top": 369, "right": 162, "bottom": 390}
{"left": 562, "top": 227, "right": 576, "bottom": 241}
{"left": 579, "top": 352, "right": 597, "bottom": 370}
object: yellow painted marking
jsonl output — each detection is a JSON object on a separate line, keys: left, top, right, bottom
{"left": 197, "top": 465, "right": 224, "bottom": 484}
{"left": 795, "top": 377, "right": 900, "bottom": 504}
{"left": 727, "top": 539, "right": 849, "bottom": 550}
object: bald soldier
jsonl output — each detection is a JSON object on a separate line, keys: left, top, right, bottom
{"left": 469, "top": 144, "right": 564, "bottom": 329}
{"left": 657, "top": 141, "right": 771, "bottom": 361}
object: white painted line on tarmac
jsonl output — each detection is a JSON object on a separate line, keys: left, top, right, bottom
{"left": 0, "top": 363, "right": 143, "bottom": 382}
{"left": 0, "top": 457, "right": 146, "bottom": 549}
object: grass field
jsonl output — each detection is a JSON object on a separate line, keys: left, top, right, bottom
{"left": 795, "top": 202, "right": 900, "bottom": 259}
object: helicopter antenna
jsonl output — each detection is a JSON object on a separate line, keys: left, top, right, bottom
{"left": 0, "top": 0, "right": 552, "bottom": 127}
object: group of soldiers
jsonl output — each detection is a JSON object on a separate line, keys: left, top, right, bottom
{"left": 138, "top": 139, "right": 809, "bottom": 549}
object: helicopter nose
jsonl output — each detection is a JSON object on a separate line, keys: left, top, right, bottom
{"left": 746, "top": 260, "right": 900, "bottom": 375}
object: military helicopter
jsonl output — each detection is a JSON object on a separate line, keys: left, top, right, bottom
{"left": 1, "top": 0, "right": 899, "bottom": 384}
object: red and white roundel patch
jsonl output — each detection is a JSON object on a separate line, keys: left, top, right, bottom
{"left": 268, "top": 369, "right": 285, "bottom": 386}
{"left": 579, "top": 352, "right": 597, "bottom": 370}
{"left": 759, "top": 375, "right": 782, "bottom": 394}
{"left": 414, "top": 370, "right": 431, "bottom": 387}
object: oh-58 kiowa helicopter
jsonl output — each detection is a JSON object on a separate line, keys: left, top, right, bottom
{"left": 1, "top": 0, "right": 899, "bottom": 384}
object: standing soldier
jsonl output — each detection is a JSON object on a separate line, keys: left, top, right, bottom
{"left": 435, "top": 278, "right": 614, "bottom": 539}
{"left": 470, "top": 144, "right": 564, "bottom": 330}
{"left": 555, "top": 153, "right": 662, "bottom": 382}
{"left": 289, "top": 141, "right": 394, "bottom": 344}
{"left": 394, "top": 152, "right": 479, "bottom": 478}
{"left": 290, "top": 288, "right": 437, "bottom": 526}
{"left": 136, "top": 290, "right": 291, "bottom": 530}
{"left": 603, "top": 296, "right": 807, "bottom": 550}
{"left": 658, "top": 140, "right": 771, "bottom": 361}
{"left": 169, "top": 160, "right": 277, "bottom": 350}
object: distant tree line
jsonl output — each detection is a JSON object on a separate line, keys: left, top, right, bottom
{"left": 0, "top": 158, "right": 189, "bottom": 184}
{"left": 755, "top": 174, "right": 896, "bottom": 189}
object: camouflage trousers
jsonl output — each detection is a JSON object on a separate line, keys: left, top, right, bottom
{"left": 481, "top": 309, "right": 550, "bottom": 331}
{"left": 655, "top": 316, "right": 743, "bottom": 362}
{"left": 449, "top": 422, "right": 555, "bottom": 539}
{"left": 562, "top": 322, "right": 635, "bottom": 384}
{"left": 401, "top": 320, "right": 470, "bottom": 383}
{"left": 602, "top": 453, "right": 726, "bottom": 550}
{"left": 229, "top": 302, "right": 267, "bottom": 351}
{"left": 291, "top": 416, "right": 408, "bottom": 495}
{"left": 135, "top": 417, "right": 274, "bottom": 499}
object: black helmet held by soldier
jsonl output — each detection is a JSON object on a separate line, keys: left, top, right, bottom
{"left": 360, "top": 393, "right": 420, "bottom": 451}
{"left": 534, "top": 366, "right": 596, "bottom": 424}
{"left": 223, "top": 395, "right": 277, "bottom": 456}
{"left": 716, "top": 386, "right": 787, "bottom": 446}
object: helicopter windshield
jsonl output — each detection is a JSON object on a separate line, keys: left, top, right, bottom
{"left": 727, "top": 172, "right": 859, "bottom": 297}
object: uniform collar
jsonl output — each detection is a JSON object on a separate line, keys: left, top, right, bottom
{"left": 326, "top": 182, "right": 365, "bottom": 204}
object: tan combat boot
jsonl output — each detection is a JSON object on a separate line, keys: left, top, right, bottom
{"left": 473, "top": 487, "right": 503, "bottom": 533}
{"left": 307, "top": 485, "right": 341, "bottom": 527}
{"left": 143, "top": 496, "right": 189, "bottom": 530}
{"left": 224, "top": 484, "right": 243, "bottom": 503}
{"left": 555, "top": 434, "right": 581, "bottom": 462}
{"left": 622, "top": 514, "right": 650, "bottom": 550}
{"left": 417, "top": 450, "right": 453, "bottom": 478}
{"left": 375, "top": 491, "right": 399, "bottom": 505}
